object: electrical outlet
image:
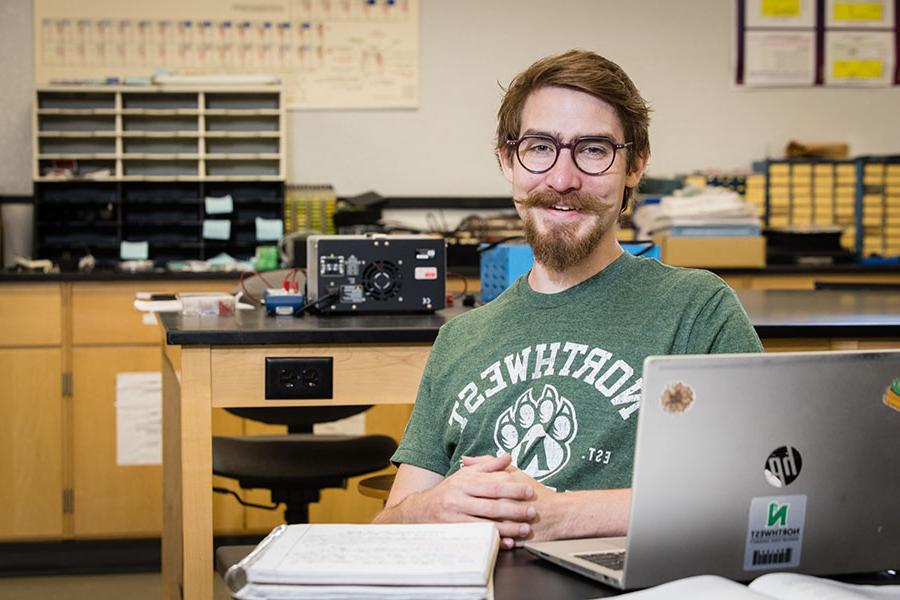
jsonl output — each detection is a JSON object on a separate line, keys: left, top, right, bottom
{"left": 265, "top": 357, "right": 333, "bottom": 400}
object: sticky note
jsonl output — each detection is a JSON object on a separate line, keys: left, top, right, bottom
{"left": 255, "top": 217, "right": 283, "bottom": 242}
{"left": 834, "top": 2, "right": 882, "bottom": 21}
{"left": 205, "top": 194, "right": 234, "bottom": 215}
{"left": 761, "top": 0, "right": 801, "bottom": 17}
{"left": 120, "top": 241, "right": 149, "bottom": 260}
{"left": 202, "top": 219, "right": 231, "bottom": 240}
{"left": 833, "top": 59, "right": 883, "bottom": 79}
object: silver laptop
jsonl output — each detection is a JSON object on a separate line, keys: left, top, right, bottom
{"left": 525, "top": 349, "right": 900, "bottom": 590}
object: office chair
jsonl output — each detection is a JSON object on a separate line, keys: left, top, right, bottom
{"left": 213, "top": 270, "right": 398, "bottom": 523}
{"left": 213, "top": 406, "right": 397, "bottom": 523}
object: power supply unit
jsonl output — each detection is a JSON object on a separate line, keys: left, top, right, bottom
{"left": 306, "top": 234, "right": 446, "bottom": 313}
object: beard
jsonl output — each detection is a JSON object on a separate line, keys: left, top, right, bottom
{"left": 517, "top": 190, "right": 611, "bottom": 272}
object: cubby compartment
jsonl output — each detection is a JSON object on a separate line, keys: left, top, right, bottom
{"left": 122, "top": 93, "right": 198, "bottom": 109}
{"left": 123, "top": 116, "right": 198, "bottom": 131}
{"left": 39, "top": 137, "right": 116, "bottom": 154}
{"left": 39, "top": 159, "right": 115, "bottom": 179}
{"left": 123, "top": 138, "right": 198, "bottom": 155}
{"left": 39, "top": 115, "right": 115, "bottom": 132}
{"left": 205, "top": 137, "right": 279, "bottom": 154}
{"left": 206, "top": 116, "right": 279, "bottom": 132}
{"left": 205, "top": 93, "right": 279, "bottom": 110}
{"left": 206, "top": 159, "right": 279, "bottom": 177}
{"left": 123, "top": 160, "right": 198, "bottom": 177}
{"left": 37, "top": 92, "right": 115, "bottom": 109}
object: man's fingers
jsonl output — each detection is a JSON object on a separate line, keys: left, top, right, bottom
{"left": 461, "top": 453, "right": 512, "bottom": 472}
{"left": 466, "top": 477, "right": 534, "bottom": 501}
{"left": 448, "top": 515, "right": 530, "bottom": 541}
{"left": 465, "top": 497, "right": 535, "bottom": 523}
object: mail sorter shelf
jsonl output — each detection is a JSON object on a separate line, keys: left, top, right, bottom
{"left": 764, "top": 157, "right": 900, "bottom": 260}
{"left": 33, "top": 87, "right": 286, "bottom": 268}
{"left": 34, "top": 87, "right": 285, "bottom": 181}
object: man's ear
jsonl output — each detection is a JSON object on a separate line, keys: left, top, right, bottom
{"left": 625, "top": 149, "right": 649, "bottom": 188}
{"left": 498, "top": 149, "right": 515, "bottom": 184}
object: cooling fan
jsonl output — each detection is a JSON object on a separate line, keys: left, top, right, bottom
{"left": 361, "top": 260, "right": 402, "bottom": 301}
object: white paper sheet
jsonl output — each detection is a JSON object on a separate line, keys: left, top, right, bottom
{"left": 744, "top": 31, "right": 817, "bottom": 86}
{"left": 115, "top": 372, "right": 162, "bottom": 466}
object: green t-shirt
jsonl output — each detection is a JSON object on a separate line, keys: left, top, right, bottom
{"left": 392, "top": 252, "right": 763, "bottom": 491}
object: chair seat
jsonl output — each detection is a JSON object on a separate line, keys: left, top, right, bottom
{"left": 213, "top": 434, "right": 397, "bottom": 486}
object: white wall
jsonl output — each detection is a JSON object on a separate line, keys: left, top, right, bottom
{"left": 289, "top": 0, "right": 900, "bottom": 196}
{"left": 0, "top": 0, "right": 33, "bottom": 195}
{"left": 3, "top": 0, "right": 899, "bottom": 199}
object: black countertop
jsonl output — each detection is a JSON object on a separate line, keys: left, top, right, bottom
{"left": 3, "top": 262, "right": 900, "bottom": 283}
{"left": 0, "top": 270, "right": 242, "bottom": 282}
{"left": 161, "top": 289, "right": 900, "bottom": 346}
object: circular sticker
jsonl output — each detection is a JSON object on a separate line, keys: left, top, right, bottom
{"left": 660, "top": 381, "right": 695, "bottom": 414}
{"left": 764, "top": 446, "right": 803, "bottom": 488}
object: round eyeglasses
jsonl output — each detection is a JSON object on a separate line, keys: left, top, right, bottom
{"left": 506, "top": 135, "right": 633, "bottom": 176}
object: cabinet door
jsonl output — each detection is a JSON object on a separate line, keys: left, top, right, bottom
{"left": 0, "top": 348, "right": 63, "bottom": 540}
{"left": 72, "top": 346, "right": 163, "bottom": 537}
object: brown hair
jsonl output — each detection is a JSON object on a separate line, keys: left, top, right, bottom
{"left": 496, "top": 50, "right": 651, "bottom": 209}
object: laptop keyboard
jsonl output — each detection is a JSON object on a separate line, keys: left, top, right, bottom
{"left": 575, "top": 551, "right": 626, "bottom": 571}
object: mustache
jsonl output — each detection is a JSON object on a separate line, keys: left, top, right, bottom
{"left": 514, "top": 190, "right": 605, "bottom": 214}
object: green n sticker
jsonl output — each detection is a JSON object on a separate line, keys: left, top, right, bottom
{"left": 767, "top": 501, "right": 789, "bottom": 527}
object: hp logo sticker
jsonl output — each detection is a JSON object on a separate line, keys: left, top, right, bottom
{"left": 764, "top": 446, "right": 802, "bottom": 488}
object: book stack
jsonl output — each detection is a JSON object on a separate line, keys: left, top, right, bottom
{"left": 633, "top": 188, "right": 762, "bottom": 240}
{"left": 225, "top": 523, "right": 499, "bottom": 600}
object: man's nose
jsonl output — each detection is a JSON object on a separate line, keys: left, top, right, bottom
{"left": 545, "top": 149, "right": 582, "bottom": 193}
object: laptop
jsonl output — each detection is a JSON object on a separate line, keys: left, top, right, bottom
{"left": 525, "top": 349, "right": 900, "bottom": 590}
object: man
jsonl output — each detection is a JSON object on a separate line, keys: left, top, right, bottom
{"left": 374, "top": 50, "right": 762, "bottom": 549}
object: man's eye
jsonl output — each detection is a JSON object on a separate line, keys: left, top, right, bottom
{"left": 529, "top": 144, "right": 553, "bottom": 154}
{"left": 580, "top": 144, "right": 611, "bottom": 158}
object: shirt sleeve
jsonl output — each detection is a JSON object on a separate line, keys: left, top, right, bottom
{"left": 390, "top": 326, "right": 454, "bottom": 476}
{"left": 685, "top": 284, "right": 764, "bottom": 354}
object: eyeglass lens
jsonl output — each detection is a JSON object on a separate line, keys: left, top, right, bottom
{"left": 517, "top": 136, "right": 616, "bottom": 175}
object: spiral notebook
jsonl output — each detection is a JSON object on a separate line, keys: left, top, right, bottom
{"left": 225, "top": 522, "right": 499, "bottom": 599}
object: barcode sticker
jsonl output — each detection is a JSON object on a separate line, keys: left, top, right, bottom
{"left": 744, "top": 495, "right": 806, "bottom": 571}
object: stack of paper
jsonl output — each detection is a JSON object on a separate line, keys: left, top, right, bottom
{"left": 225, "top": 523, "right": 499, "bottom": 600}
{"left": 634, "top": 188, "right": 762, "bottom": 239}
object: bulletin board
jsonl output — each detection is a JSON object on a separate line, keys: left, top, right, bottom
{"left": 737, "top": 0, "right": 899, "bottom": 86}
{"left": 34, "top": 0, "right": 419, "bottom": 109}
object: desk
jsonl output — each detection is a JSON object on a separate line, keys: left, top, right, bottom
{"left": 160, "top": 289, "right": 900, "bottom": 600}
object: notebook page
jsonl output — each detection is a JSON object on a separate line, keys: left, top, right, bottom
{"left": 248, "top": 523, "right": 499, "bottom": 586}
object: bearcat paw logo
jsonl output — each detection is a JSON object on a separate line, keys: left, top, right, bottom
{"left": 493, "top": 383, "right": 577, "bottom": 481}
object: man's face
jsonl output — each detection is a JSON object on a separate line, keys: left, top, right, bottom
{"left": 499, "top": 86, "right": 645, "bottom": 272}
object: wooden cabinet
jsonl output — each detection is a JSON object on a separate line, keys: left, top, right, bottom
{"left": 0, "top": 278, "right": 271, "bottom": 541}
{"left": 0, "top": 283, "right": 64, "bottom": 541}
{"left": 0, "top": 348, "right": 64, "bottom": 540}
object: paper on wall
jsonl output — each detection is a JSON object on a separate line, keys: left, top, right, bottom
{"left": 744, "top": 31, "right": 816, "bottom": 86}
{"left": 115, "top": 372, "right": 162, "bottom": 466}
{"left": 824, "top": 30, "right": 895, "bottom": 86}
